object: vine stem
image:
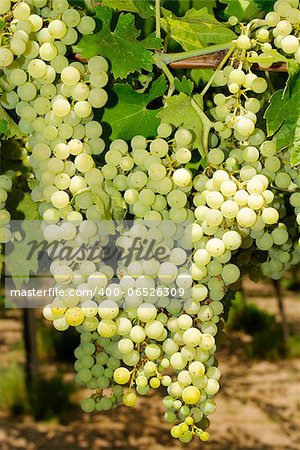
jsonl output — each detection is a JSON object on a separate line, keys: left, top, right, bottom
{"left": 84, "top": 0, "right": 96, "bottom": 14}
{"left": 199, "top": 44, "right": 236, "bottom": 98}
{"left": 162, "top": 63, "right": 175, "bottom": 97}
{"left": 162, "top": 42, "right": 233, "bottom": 64}
{"left": 153, "top": 53, "right": 175, "bottom": 97}
{"left": 155, "top": 0, "right": 161, "bottom": 39}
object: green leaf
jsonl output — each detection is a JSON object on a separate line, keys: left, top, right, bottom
{"left": 264, "top": 69, "right": 300, "bottom": 165}
{"left": 0, "top": 253, "right": 4, "bottom": 275}
{"left": 6, "top": 189, "right": 40, "bottom": 221}
{"left": 287, "top": 60, "right": 300, "bottom": 79}
{"left": 174, "top": 76, "right": 194, "bottom": 96}
{"left": 0, "top": 19, "right": 4, "bottom": 32}
{"left": 101, "top": 0, "right": 155, "bottom": 17}
{"left": 191, "top": 68, "right": 214, "bottom": 86}
{"left": 4, "top": 191, "right": 41, "bottom": 288}
{"left": 247, "top": 49, "right": 286, "bottom": 67}
{"left": 0, "top": 119, "right": 8, "bottom": 136}
{"left": 254, "top": 0, "right": 276, "bottom": 13}
{"left": 165, "top": 0, "right": 217, "bottom": 16}
{"left": 191, "top": 1, "right": 217, "bottom": 14}
{"left": 5, "top": 220, "right": 41, "bottom": 289}
{"left": 4, "top": 195, "right": 40, "bottom": 288}
{"left": 91, "top": 188, "right": 111, "bottom": 220}
{"left": 157, "top": 92, "right": 212, "bottom": 158}
{"left": 105, "top": 182, "right": 127, "bottom": 219}
{"left": 0, "top": 105, "right": 23, "bottom": 139}
{"left": 101, "top": 0, "right": 139, "bottom": 13}
{"left": 222, "top": 289, "right": 235, "bottom": 323}
{"left": 27, "top": 179, "right": 39, "bottom": 191}
{"left": 220, "top": 0, "right": 262, "bottom": 21}
{"left": 132, "top": 0, "right": 155, "bottom": 17}
{"left": 265, "top": 90, "right": 284, "bottom": 136}
{"left": 79, "top": 6, "right": 161, "bottom": 78}
{"left": 291, "top": 118, "right": 300, "bottom": 166}
{"left": 186, "top": 152, "right": 206, "bottom": 172}
{"left": 161, "top": 7, "right": 236, "bottom": 51}
{"left": 15, "top": 192, "right": 40, "bottom": 220}
{"left": 103, "top": 75, "right": 167, "bottom": 140}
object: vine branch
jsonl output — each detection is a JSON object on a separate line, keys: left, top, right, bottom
{"left": 162, "top": 42, "right": 233, "bottom": 64}
{"left": 161, "top": 40, "right": 288, "bottom": 72}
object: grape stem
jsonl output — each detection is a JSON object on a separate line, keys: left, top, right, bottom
{"left": 199, "top": 44, "right": 236, "bottom": 98}
{"left": 190, "top": 97, "right": 212, "bottom": 152}
{"left": 265, "top": 70, "right": 275, "bottom": 93}
{"left": 153, "top": 53, "right": 175, "bottom": 97}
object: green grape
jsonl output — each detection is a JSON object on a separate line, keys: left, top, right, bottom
{"left": 78, "top": 16, "right": 96, "bottom": 35}
{"left": 81, "top": 398, "right": 96, "bottom": 413}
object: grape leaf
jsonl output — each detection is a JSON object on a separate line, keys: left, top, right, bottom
{"left": 105, "top": 182, "right": 127, "bottom": 219}
{"left": 5, "top": 193, "right": 40, "bottom": 289}
{"left": 0, "top": 105, "right": 22, "bottom": 139}
{"left": 189, "top": 1, "right": 217, "bottom": 14}
{"left": 222, "top": 289, "right": 235, "bottom": 323}
{"left": 264, "top": 70, "right": 300, "bottom": 166}
{"left": 5, "top": 232, "right": 40, "bottom": 290}
{"left": 101, "top": 0, "right": 155, "bottom": 17}
{"left": 92, "top": 191, "right": 111, "bottom": 219}
{"left": 101, "top": 0, "right": 139, "bottom": 13}
{"left": 247, "top": 49, "right": 286, "bottom": 67}
{"left": 164, "top": 1, "right": 217, "bottom": 16}
{"left": 157, "top": 92, "right": 212, "bottom": 158}
{"left": 161, "top": 7, "right": 236, "bottom": 51}
{"left": 78, "top": 6, "right": 161, "bottom": 79}
{"left": 186, "top": 152, "right": 206, "bottom": 172}
{"left": 291, "top": 118, "right": 300, "bottom": 166}
{"left": 220, "top": 0, "right": 262, "bottom": 20}
{"left": 102, "top": 75, "right": 167, "bottom": 140}
{"left": 191, "top": 68, "right": 214, "bottom": 86}
{"left": 132, "top": 0, "right": 155, "bottom": 17}
{"left": 174, "top": 76, "right": 194, "bottom": 96}
{"left": 254, "top": 0, "right": 276, "bottom": 13}
{"left": 13, "top": 191, "right": 40, "bottom": 220}
{"left": 0, "top": 119, "right": 8, "bottom": 136}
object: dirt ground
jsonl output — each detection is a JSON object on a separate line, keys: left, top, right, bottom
{"left": 0, "top": 279, "right": 299, "bottom": 450}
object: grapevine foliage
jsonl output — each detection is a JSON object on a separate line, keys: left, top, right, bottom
{"left": 0, "top": 0, "right": 300, "bottom": 446}
{"left": 157, "top": 93, "right": 211, "bottom": 158}
{"left": 102, "top": 75, "right": 167, "bottom": 140}
{"left": 161, "top": 7, "right": 237, "bottom": 50}
{"left": 79, "top": 6, "right": 161, "bottom": 78}
{"left": 265, "top": 67, "right": 300, "bottom": 164}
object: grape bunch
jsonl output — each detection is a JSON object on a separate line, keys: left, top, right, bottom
{"left": 41, "top": 203, "right": 225, "bottom": 442}
{"left": 105, "top": 126, "right": 195, "bottom": 223}
{"left": 266, "top": 0, "right": 300, "bottom": 59}
{"left": 74, "top": 331, "right": 125, "bottom": 413}
{"left": 0, "top": 0, "right": 108, "bottom": 224}
{"left": 0, "top": 0, "right": 299, "bottom": 445}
